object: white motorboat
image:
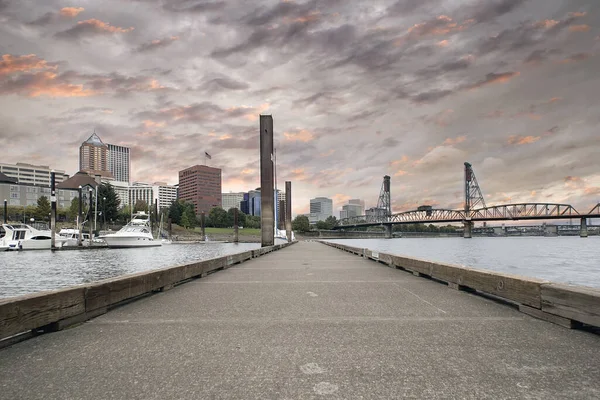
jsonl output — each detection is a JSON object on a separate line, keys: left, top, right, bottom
{"left": 1, "top": 224, "right": 67, "bottom": 251}
{"left": 58, "top": 228, "right": 92, "bottom": 247}
{"left": 100, "top": 212, "right": 161, "bottom": 248}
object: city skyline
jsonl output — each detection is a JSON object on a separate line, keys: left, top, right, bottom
{"left": 1, "top": 1, "right": 599, "bottom": 216}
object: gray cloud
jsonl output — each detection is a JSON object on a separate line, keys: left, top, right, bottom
{"left": 471, "top": 0, "right": 529, "bottom": 23}
{"left": 163, "top": 1, "right": 226, "bottom": 13}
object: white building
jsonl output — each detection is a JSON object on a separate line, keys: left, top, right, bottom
{"left": 341, "top": 200, "right": 363, "bottom": 219}
{"left": 222, "top": 192, "right": 245, "bottom": 210}
{"left": 0, "top": 163, "right": 69, "bottom": 187}
{"left": 153, "top": 182, "right": 178, "bottom": 210}
{"left": 108, "top": 144, "right": 131, "bottom": 184}
{"left": 129, "top": 182, "right": 153, "bottom": 210}
{"left": 309, "top": 197, "right": 333, "bottom": 224}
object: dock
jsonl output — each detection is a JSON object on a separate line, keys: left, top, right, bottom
{"left": 1, "top": 241, "right": 599, "bottom": 399}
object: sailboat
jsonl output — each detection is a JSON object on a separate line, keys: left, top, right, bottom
{"left": 273, "top": 149, "right": 295, "bottom": 244}
{"left": 159, "top": 213, "right": 172, "bottom": 245}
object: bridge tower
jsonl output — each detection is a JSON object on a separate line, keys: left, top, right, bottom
{"left": 464, "top": 162, "right": 486, "bottom": 239}
{"left": 377, "top": 175, "right": 392, "bottom": 238}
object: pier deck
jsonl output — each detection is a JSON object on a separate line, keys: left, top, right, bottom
{"left": 1, "top": 241, "right": 599, "bottom": 399}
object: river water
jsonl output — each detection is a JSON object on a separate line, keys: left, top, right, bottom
{"left": 326, "top": 237, "right": 600, "bottom": 289}
{"left": 0, "top": 243, "right": 259, "bottom": 299}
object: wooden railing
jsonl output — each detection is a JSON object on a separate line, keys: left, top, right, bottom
{"left": 0, "top": 242, "right": 295, "bottom": 343}
{"left": 321, "top": 241, "right": 600, "bottom": 329}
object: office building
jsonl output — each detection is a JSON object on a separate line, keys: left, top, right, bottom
{"left": 241, "top": 190, "right": 261, "bottom": 216}
{"left": 129, "top": 182, "right": 154, "bottom": 210}
{"left": 153, "top": 182, "right": 178, "bottom": 210}
{"left": 108, "top": 144, "right": 131, "bottom": 183}
{"left": 0, "top": 163, "right": 69, "bottom": 187}
{"left": 309, "top": 197, "right": 333, "bottom": 224}
{"left": 341, "top": 199, "right": 364, "bottom": 219}
{"left": 79, "top": 132, "right": 112, "bottom": 178}
{"left": 178, "top": 165, "right": 222, "bottom": 214}
{"left": 222, "top": 192, "right": 245, "bottom": 211}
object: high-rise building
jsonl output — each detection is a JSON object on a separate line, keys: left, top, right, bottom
{"left": 79, "top": 132, "right": 112, "bottom": 178}
{"left": 241, "top": 190, "right": 261, "bottom": 216}
{"left": 129, "top": 182, "right": 153, "bottom": 210}
{"left": 178, "top": 165, "right": 222, "bottom": 214}
{"left": 222, "top": 192, "right": 245, "bottom": 210}
{"left": 0, "top": 163, "right": 69, "bottom": 187}
{"left": 309, "top": 197, "right": 333, "bottom": 223}
{"left": 153, "top": 182, "right": 178, "bottom": 210}
{"left": 341, "top": 200, "right": 363, "bottom": 219}
{"left": 108, "top": 144, "right": 131, "bottom": 183}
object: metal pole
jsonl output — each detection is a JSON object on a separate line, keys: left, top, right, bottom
{"left": 88, "top": 188, "right": 93, "bottom": 247}
{"left": 233, "top": 208, "right": 239, "bottom": 243}
{"left": 50, "top": 171, "right": 56, "bottom": 250}
{"left": 103, "top": 197, "right": 106, "bottom": 230}
{"left": 285, "top": 181, "right": 292, "bottom": 242}
{"left": 78, "top": 186, "right": 83, "bottom": 247}
{"left": 260, "top": 115, "right": 274, "bottom": 247}
{"left": 3, "top": 199, "right": 7, "bottom": 224}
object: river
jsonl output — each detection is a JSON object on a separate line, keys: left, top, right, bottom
{"left": 0, "top": 243, "right": 259, "bottom": 299}
{"left": 326, "top": 237, "right": 600, "bottom": 288}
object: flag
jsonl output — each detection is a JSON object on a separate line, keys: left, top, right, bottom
{"left": 205, "top": 152, "right": 212, "bottom": 160}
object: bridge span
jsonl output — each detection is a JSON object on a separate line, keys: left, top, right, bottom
{"left": 337, "top": 163, "right": 600, "bottom": 238}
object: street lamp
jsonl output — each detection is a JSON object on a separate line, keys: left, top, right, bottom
{"left": 103, "top": 196, "right": 106, "bottom": 229}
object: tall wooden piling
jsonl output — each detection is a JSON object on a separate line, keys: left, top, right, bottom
{"left": 285, "top": 181, "right": 292, "bottom": 242}
{"left": 50, "top": 171, "right": 56, "bottom": 249}
{"left": 3, "top": 199, "right": 7, "bottom": 224}
{"left": 201, "top": 212, "right": 206, "bottom": 241}
{"left": 233, "top": 208, "right": 239, "bottom": 243}
{"left": 260, "top": 115, "right": 274, "bottom": 247}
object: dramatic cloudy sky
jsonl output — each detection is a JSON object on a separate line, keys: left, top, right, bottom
{"left": 1, "top": 0, "right": 599, "bottom": 216}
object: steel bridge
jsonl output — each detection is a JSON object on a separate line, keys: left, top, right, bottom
{"left": 336, "top": 163, "right": 600, "bottom": 238}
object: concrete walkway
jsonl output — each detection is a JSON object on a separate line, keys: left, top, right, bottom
{"left": 1, "top": 242, "right": 599, "bottom": 399}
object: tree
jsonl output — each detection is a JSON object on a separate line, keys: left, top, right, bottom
{"left": 292, "top": 215, "right": 310, "bottom": 233}
{"left": 209, "top": 207, "right": 228, "bottom": 228}
{"left": 325, "top": 216, "right": 338, "bottom": 229}
{"left": 133, "top": 200, "right": 148, "bottom": 212}
{"left": 68, "top": 197, "right": 80, "bottom": 222}
{"left": 182, "top": 203, "right": 196, "bottom": 228}
{"left": 180, "top": 211, "right": 191, "bottom": 229}
{"left": 227, "top": 208, "right": 246, "bottom": 227}
{"left": 244, "top": 215, "right": 261, "bottom": 229}
{"left": 97, "top": 183, "right": 121, "bottom": 223}
{"left": 35, "top": 196, "right": 51, "bottom": 221}
{"left": 168, "top": 200, "right": 184, "bottom": 225}
{"left": 118, "top": 206, "right": 132, "bottom": 224}
{"left": 316, "top": 220, "right": 329, "bottom": 230}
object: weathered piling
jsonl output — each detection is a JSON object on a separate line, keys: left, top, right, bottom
{"left": 285, "top": 181, "right": 292, "bottom": 242}
{"left": 260, "top": 115, "right": 274, "bottom": 247}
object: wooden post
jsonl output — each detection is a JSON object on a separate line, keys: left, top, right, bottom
{"left": 285, "top": 181, "right": 292, "bottom": 242}
{"left": 260, "top": 115, "right": 274, "bottom": 247}
{"left": 88, "top": 188, "right": 93, "bottom": 247}
{"left": 279, "top": 199, "right": 285, "bottom": 230}
{"left": 233, "top": 208, "right": 239, "bottom": 243}
{"left": 50, "top": 171, "right": 56, "bottom": 250}
{"left": 78, "top": 186, "right": 83, "bottom": 247}
{"left": 201, "top": 211, "right": 206, "bottom": 241}
{"left": 168, "top": 217, "right": 172, "bottom": 240}
{"left": 3, "top": 199, "right": 7, "bottom": 224}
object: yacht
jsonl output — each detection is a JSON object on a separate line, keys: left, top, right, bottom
{"left": 1, "top": 224, "right": 67, "bottom": 251}
{"left": 100, "top": 212, "right": 161, "bottom": 248}
{"left": 58, "top": 228, "right": 92, "bottom": 247}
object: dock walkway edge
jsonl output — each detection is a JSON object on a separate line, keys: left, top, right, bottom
{"left": 0, "top": 242, "right": 296, "bottom": 346}
{"left": 320, "top": 241, "right": 600, "bottom": 330}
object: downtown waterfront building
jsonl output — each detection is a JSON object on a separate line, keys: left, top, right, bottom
{"left": 178, "top": 165, "right": 222, "bottom": 214}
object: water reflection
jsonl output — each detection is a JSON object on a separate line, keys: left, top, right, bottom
{"left": 0, "top": 243, "right": 259, "bottom": 299}
{"left": 326, "top": 237, "right": 600, "bottom": 288}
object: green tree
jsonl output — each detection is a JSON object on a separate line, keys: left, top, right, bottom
{"left": 68, "top": 197, "right": 80, "bottom": 222}
{"left": 182, "top": 203, "right": 196, "bottom": 228}
{"left": 180, "top": 211, "right": 191, "bottom": 229}
{"left": 133, "top": 200, "right": 148, "bottom": 212}
{"left": 35, "top": 196, "right": 51, "bottom": 221}
{"left": 227, "top": 208, "right": 246, "bottom": 227}
{"left": 118, "top": 206, "right": 132, "bottom": 224}
{"left": 98, "top": 183, "right": 121, "bottom": 223}
{"left": 292, "top": 215, "right": 310, "bottom": 233}
{"left": 168, "top": 200, "right": 184, "bottom": 225}
{"left": 325, "top": 215, "right": 338, "bottom": 229}
{"left": 244, "top": 215, "right": 261, "bottom": 229}
{"left": 209, "top": 207, "right": 229, "bottom": 228}
{"left": 316, "top": 220, "right": 329, "bottom": 230}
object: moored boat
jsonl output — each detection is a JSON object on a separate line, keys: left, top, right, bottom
{"left": 99, "top": 212, "right": 161, "bottom": 248}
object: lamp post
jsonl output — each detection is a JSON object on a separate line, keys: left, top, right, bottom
{"left": 103, "top": 196, "right": 106, "bottom": 230}
{"left": 88, "top": 188, "right": 93, "bottom": 246}
{"left": 78, "top": 185, "right": 83, "bottom": 247}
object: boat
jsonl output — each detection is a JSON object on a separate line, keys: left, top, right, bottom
{"left": 99, "top": 212, "right": 161, "bottom": 248}
{"left": 57, "top": 228, "right": 92, "bottom": 247}
{"left": 1, "top": 224, "right": 68, "bottom": 251}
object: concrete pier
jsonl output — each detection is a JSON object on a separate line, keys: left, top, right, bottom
{"left": 580, "top": 218, "right": 588, "bottom": 238}
{"left": 384, "top": 224, "right": 392, "bottom": 238}
{"left": 463, "top": 220, "right": 473, "bottom": 238}
{"left": 260, "top": 115, "right": 274, "bottom": 247}
{"left": 1, "top": 242, "right": 599, "bottom": 399}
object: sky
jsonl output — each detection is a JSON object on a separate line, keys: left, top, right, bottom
{"left": 1, "top": 0, "right": 599, "bottom": 217}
